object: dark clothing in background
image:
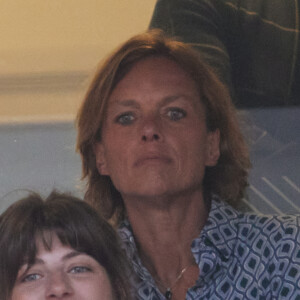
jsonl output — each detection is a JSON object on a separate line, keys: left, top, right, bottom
{"left": 150, "top": 0, "right": 300, "bottom": 108}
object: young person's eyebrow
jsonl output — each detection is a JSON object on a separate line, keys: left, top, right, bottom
{"left": 62, "top": 250, "right": 86, "bottom": 261}
{"left": 22, "top": 250, "right": 84, "bottom": 268}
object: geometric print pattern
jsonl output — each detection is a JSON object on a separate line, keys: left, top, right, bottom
{"left": 118, "top": 195, "right": 300, "bottom": 299}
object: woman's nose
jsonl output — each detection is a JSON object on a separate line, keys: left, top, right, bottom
{"left": 46, "top": 272, "right": 73, "bottom": 298}
{"left": 141, "top": 116, "right": 163, "bottom": 142}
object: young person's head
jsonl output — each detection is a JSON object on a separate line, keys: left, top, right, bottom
{"left": 77, "top": 29, "right": 250, "bottom": 224}
{"left": 0, "top": 191, "right": 131, "bottom": 300}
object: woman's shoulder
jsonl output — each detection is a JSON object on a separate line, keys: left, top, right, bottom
{"left": 237, "top": 211, "right": 300, "bottom": 242}
{"left": 210, "top": 197, "right": 300, "bottom": 250}
{"left": 230, "top": 205, "right": 300, "bottom": 258}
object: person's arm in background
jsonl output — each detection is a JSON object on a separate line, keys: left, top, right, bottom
{"left": 150, "top": 0, "right": 299, "bottom": 108}
{"left": 149, "top": 0, "right": 235, "bottom": 99}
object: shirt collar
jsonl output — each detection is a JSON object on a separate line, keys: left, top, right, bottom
{"left": 118, "top": 219, "right": 155, "bottom": 284}
{"left": 194, "top": 196, "right": 240, "bottom": 260}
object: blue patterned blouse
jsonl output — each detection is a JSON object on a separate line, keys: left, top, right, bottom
{"left": 118, "top": 196, "right": 300, "bottom": 299}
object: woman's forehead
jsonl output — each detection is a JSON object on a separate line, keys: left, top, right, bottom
{"left": 108, "top": 56, "right": 201, "bottom": 104}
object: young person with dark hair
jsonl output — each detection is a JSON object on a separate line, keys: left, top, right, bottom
{"left": 0, "top": 191, "right": 132, "bottom": 300}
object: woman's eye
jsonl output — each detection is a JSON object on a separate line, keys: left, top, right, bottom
{"left": 167, "top": 108, "right": 186, "bottom": 121}
{"left": 116, "top": 113, "right": 135, "bottom": 125}
{"left": 70, "top": 266, "right": 91, "bottom": 274}
{"left": 22, "top": 273, "right": 41, "bottom": 282}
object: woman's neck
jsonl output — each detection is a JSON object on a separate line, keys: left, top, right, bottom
{"left": 124, "top": 190, "right": 208, "bottom": 294}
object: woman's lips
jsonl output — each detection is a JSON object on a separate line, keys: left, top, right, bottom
{"left": 134, "top": 154, "right": 172, "bottom": 167}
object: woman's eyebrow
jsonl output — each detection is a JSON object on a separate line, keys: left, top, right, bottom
{"left": 108, "top": 94, "right": 197, "bottom": 114}
{"left": 160, "top": 95, "right": 185, "bottom": 106}
{"left": 113, "top": 95, "right": 192, "bottom": 107}
{"left": 160, "top": 95, "right": 198, "bottom": 109}
{"left": 111, "top": 99, "right": 140, "bottom": 109}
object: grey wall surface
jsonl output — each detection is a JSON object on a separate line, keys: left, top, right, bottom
{"left": 0, "top": 122, "right": 83, "bottom": 213}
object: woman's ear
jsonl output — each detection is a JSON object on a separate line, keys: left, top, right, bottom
{"left": 94, "top": 142, "right": 109, "bottom": 175}
{"left": 205, "top": 129, "right": 220, "bottom": 167}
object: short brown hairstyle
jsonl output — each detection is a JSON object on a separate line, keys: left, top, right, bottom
{"left": 77, "top": 29, "right": 251, "bottom": 224}
{"left": 0, "top": 191, "right": 131, "bottom": 300}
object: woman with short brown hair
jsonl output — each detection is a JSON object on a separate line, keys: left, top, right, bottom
{"left": 77, "top": 30, "right": 300, "bottom": 299}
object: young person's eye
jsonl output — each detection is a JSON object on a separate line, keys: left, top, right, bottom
{"left": 115, "top": 112, "right": 135, "bottom": 125}
{"left": 166, "top": 108, "right": 186, "bottom": 121}
{"left": 22, "top": 273, "right": 42, "bottom": 282}
{"left": 69, "top": 266, "right": 92, "bottom": 274}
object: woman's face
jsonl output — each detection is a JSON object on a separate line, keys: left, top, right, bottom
{"left": 11, "top": 234, "right": 114, "bottom": 300}
{"left": 95, "top": 56, "right": 220, "bottom": 201}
